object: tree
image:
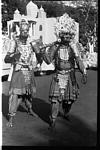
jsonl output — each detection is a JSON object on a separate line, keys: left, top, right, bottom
{"left": 62, "top": 0, "right": 98, "bottom": 46}
{"left": 2, "top": 0, "right": 98, "bottom": 48}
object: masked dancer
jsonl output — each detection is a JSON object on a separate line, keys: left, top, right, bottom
{"left": 4, "top": 19, "right": 43, "bottom": 127}
{"left": 40, "top": 14, "right": 87, "bottom": 128}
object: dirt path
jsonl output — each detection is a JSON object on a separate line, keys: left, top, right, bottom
{"left": 2, "top": 70, "right": 97, "bottom": 146}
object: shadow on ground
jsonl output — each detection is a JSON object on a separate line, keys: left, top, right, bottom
{"left": 2, "top": 94, "right": 51, "bottom": 124}
{"left": 2, "top": 93, "right": 97, "bottom": 146}
{"left": 31, "top": 98, "right": 51, "bottom": 124}
{"left": 31, "top": 114, "right": 97, "bottom": 146}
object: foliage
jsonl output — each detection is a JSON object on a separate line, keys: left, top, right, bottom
{"left": 2, "top": 0, "right": 98, "bottom": 47}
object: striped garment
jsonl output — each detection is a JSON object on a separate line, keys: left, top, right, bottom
{"left": 49, "top": 71, "right": 79, "bottom": 103}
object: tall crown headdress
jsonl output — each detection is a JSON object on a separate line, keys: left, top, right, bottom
{"left": 55, "top": 13, "right": 77, "bottom": 36}
{"left": 19, "top": 18, "right": 29, "bottom": 30}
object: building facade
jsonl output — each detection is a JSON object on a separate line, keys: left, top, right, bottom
{"left": 6, "top": 1, "right": 79, "bottom": 72}
{"left": 7, "top": 1, "right": 79, "bottom": 44}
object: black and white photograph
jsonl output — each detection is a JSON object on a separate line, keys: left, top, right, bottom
{"left": 1, "top": 0, "right": 97, "bottom": 147}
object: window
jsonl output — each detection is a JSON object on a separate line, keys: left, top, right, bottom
{"left": 39, "top": 25, "right": 42, "bottom": 31}
{"left": 40, "top": 36, "right": 43, "bottom": 42}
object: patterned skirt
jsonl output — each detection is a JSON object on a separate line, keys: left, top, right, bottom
{"left": 49, "top": 71, "right": 79, "bottom": 102}
{"left": 9, "top": 69, "right": 36, "bottom": 96}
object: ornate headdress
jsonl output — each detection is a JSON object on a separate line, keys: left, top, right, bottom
{"left": 19, "top": 18, "right": 29, "bottom": 31}
{"left": 55, "top": 13, "right": 77, "bottom": 36}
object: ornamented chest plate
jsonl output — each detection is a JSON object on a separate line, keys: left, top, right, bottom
{"left": 18, "top": 44, "right": 32, "bottom": 64}
{"left": 58, "top": 46, "right": 69, "bottom": 61}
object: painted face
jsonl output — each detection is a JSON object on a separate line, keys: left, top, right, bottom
{"left": 20, "top": 20, "right": 29, "bottom": 38}
{"left": 20, "top": 24, "right": 29, "bottom": 38}
{"left": 59, "top": 32, "right": 74, "bottom": 43}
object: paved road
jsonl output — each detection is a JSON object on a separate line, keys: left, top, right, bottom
{"left": 2, "top": 70, "right": 97, "bottom": 146}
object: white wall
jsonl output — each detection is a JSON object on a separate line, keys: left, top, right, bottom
{"left": 44, "top": 18, "right": 57, "bottom": 44}
{"left": 34, "top": 18, "right": 46, "bottom": 42}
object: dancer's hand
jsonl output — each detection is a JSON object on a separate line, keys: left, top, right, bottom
{"left": 81, "top": 74, "right": 87, "bottom": 84}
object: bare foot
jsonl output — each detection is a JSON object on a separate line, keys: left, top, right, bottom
{"left": 6, "top": 121, "right": 13, "bottom": 127}
{"left": 48, "top": 116, "right": 56, "bottom": 130}
{"left": 6, "top": 117, "right": 13, "bottom": 127}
